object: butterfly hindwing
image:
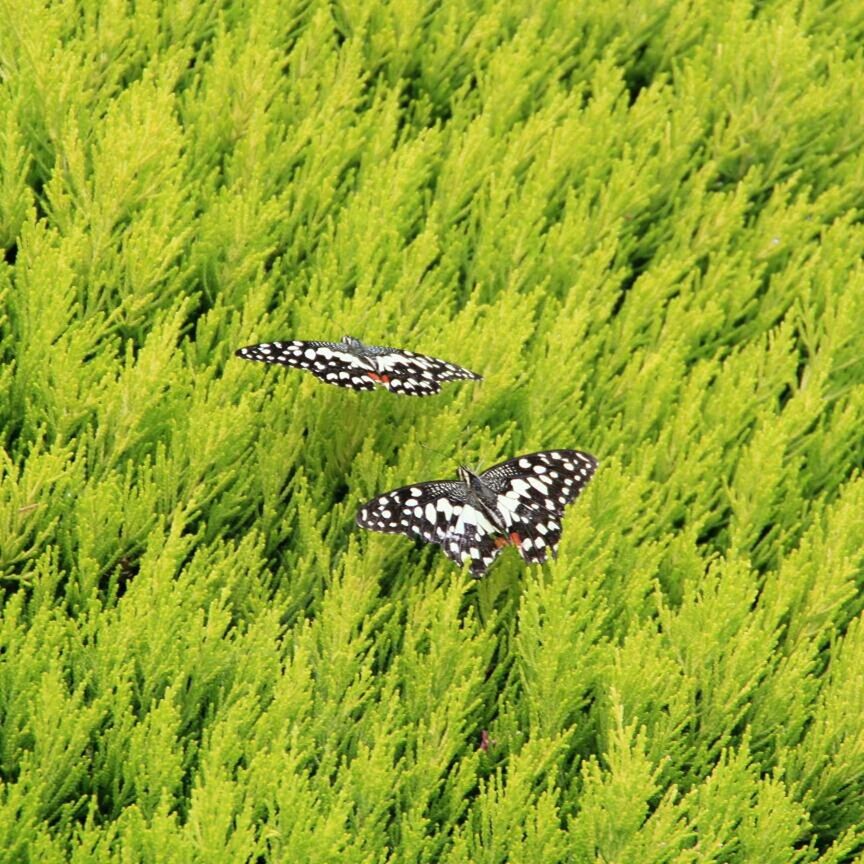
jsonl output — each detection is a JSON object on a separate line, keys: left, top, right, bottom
{"left": 369, "top": 348, "right": 481, "bottom": 396}
{"left": 438, "top": 500, "right": 506, "bottom": 575}
{"left": 359, "top": 346, "right": 480, "bottom": 396}
{"left": 356, "top": 481, "right": 502, "bottom": 575}
{"left": 490, "top": 491, "right": 564, "bottom": 564}
{"left": 235, "top": 340, "right": 376, "bottom": 391}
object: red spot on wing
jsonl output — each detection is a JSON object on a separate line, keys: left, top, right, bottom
{"left": 367, "top": 372, "right": 390, "bottom": 383}
{"left": 494, "top": 533, "right": 523, "bottom": 548}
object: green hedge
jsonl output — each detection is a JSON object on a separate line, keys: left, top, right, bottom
{"left": 1, "top": 0, "right": 863, "bottom": 860}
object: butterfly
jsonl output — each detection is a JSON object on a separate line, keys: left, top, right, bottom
{"left": 356, "top": 450, "right": 598, "bottom": 576}
{"left": 235, "top": 336, "right": 481, "bottom": 396}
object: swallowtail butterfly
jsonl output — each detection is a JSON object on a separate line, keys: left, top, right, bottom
{"left": 235, "top": 336, "right": 481, "bottom": 396}
{"left": 357, "top": 450, "right": 598, "bottom": 576}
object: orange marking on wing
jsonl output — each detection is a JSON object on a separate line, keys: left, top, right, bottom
{"left": 494, "top": 536, "right": 509, "bottom": 549}
{"left": 367, "top": 372, "right": 390, "bottom": 383}
{"left": 509, "top": 532, "right": 522, "bottom": 547}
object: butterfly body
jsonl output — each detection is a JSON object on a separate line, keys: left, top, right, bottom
{"left": 235, "top": 335, "right": 480, "bottom": 396}
{"left": 456, "top": 465, "right": 510, "bottom": 530}
{"left": 357, "top": 450, "right": 598, "bottom": 576}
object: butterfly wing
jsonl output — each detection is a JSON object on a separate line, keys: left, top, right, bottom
{"left": 235, "top": 340, "right": 376, "bottom": 391}
{"left": 479, "top": 450, "right": 598, "bottom": 564}
{"left": 363, "top": 346, "right": 482, "bottom": 396}
{"left": 356, "top": 481, "right": 504, "bottom": 576}
{"left": 236, "top": 340, "right": 480, "bottom": 395}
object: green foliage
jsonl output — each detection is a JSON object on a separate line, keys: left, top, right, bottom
{"left": 1, "top": 0, "right": 863, "bottom": 859}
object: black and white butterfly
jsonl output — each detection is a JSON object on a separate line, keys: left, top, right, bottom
{"left": 356, "top": 450, "right": 598, "bottom": 576}
{"left": 235, "top": 336, "right": 481, "bottom": 396}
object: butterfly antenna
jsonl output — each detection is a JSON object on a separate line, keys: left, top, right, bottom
{"left": 351, "top": 293, "right": 377, "bottom": 339}
{"left": 416, "top": 439, "right": 452, "bottom": 462}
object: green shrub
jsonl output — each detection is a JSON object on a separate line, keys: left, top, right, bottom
{"left": 1, "top": 0, "right": 863, "bottom": 860}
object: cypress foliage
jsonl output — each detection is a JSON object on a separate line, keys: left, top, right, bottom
{"left": 1, "top": 0, "right": 863, "bottom": 860}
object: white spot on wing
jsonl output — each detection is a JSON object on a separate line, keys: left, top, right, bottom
{"left": 495, "top": 495, "right": 519, "bottom": 526}
{"left": 456, "top": 505, "right": 495, "bottom": 535}
{"left": 437, "top": 498, "right": 454, "bottom": 520}
{"left": 374, "top": 353, "right": 405, "bottom": 372}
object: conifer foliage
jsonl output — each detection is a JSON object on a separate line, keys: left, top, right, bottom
{"left": 1, "top": 1, "right": 864, "bottom": 861}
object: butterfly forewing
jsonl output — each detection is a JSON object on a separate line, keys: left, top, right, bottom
{"left": 235, "top": 340, "right": 376, "bottom": 391}
{"left": 356, "top": 481, "right": 503, "bottom": 575}
{"left": 481, "top": 450, "right": 598, "bottom": 515}
{"left": 480, "top": 450, "right": 598, "bottom": 565}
